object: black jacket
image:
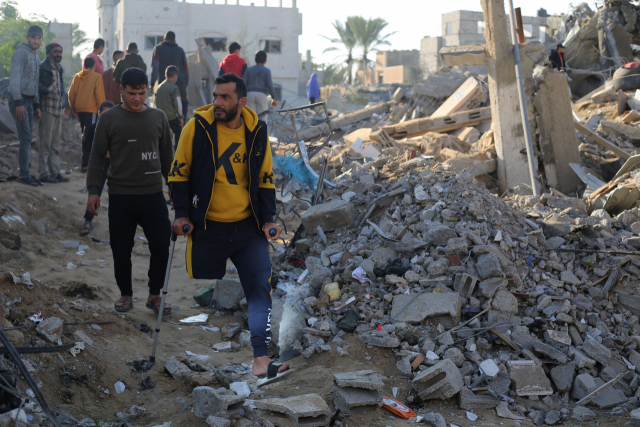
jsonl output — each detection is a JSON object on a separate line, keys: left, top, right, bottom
{"left": 151, "top": 41, "right": 189, "bottom": 88}
{"left": 38, "top": 58, "right": 68, "bottom": 107}
{"left": 170, "top": 114, "right": 275, "bottom": 232}
{"left": 549, "top": 50, "right": 565, "bottom": 70}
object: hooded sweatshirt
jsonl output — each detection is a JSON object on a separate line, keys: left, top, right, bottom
{"left": 8, "top": 44, "right": 40, "bottom": 107}
{"left": 307, "top": 73, "right": 320, "bottom": 100}
{"left": 151, "top": 40, "right": 189, "bottom": 88}
{"left": 68, "top": 69, "right": 106, "bottom": 114}
{"left": 113, "top": 53, "right": 147, "bottom": 85}
{"left": 218, "top": 54, "right": 247, "bottom": 78}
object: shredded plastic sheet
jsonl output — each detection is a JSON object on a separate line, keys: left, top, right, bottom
{"left": 10, "top": 272, "right": 33, "bottom": 289}
{"left": 351, "top": 267, "right": 372, "bottom": 284}
{"left": 70, "top": 341, "right": 85, "bottom": 357}
{"left": 179, "top": 313, "right": 209, "bottom": 324}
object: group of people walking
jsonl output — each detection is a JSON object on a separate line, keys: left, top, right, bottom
{"left": 7, "top": 26, "right": 292, "bottom": 383}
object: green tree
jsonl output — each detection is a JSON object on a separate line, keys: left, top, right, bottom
{"left": 348, "top": 16, "right": 396, "bottom": 70}
{"left": 72, "top": 22, "right": 89, "bottom": 52}
{"left": 322, "top": 63, "right": 348, "bottom": 86}
{"left": 322, "top": 18, "right": 357, "bottom": 84}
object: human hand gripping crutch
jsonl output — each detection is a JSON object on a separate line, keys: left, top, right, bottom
{"left": 149, "top": 224, "right": 190, "bottom": 363}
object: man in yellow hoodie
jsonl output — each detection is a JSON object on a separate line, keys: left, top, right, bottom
{"left": 68, "top": 57, "right": 106, "bottom": 171}
{"left": 169, "top": 73, "right": 289, "bottom": 381}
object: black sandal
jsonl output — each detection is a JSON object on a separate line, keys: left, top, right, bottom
{"left": 16, "top": 176, "right": 39, "bottom": 187}
{"left": 79, "top": 221, "right": 93, "bottom": 237}
{"left": 256, "top": 362, "right": 293, "bottom": 387}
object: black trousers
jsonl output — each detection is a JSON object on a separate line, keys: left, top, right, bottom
{"left": 178, "top": 85, "right": 189, "bottom": 119}
{"left": 168, "top": 118, "right": 182, "bottom": 151}
{"left": 108, "top": 192, "right": 170, "bottom": 297}
{"left": 78, "top": 112, "right": 95, "bottom": 168}
{"left": 84, "top": 158, "right": 110, "bottom": 222}
{"left": 309, "top": 97, "right": 316, "bottom": 104}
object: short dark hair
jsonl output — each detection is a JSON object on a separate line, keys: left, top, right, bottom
{"left": 121, "top": 67, "right": 148, "bottom": 89}
{"left": 255, "top": 50, "right": 267, "bottom": 64}
{"left": 94, "top": 38, "right": 105, "bottom": 49}
{"left": 99, "top": 101, "right": 116, "bottom": 112}
{"left": 228, "top": 42, "right": 241, "bottom": 54}
{"left": 165, "top": 31, "right": 175, "bottom": 41}
{"left": 83, "top": 57, "right": 95, "bottom": 69}
{"left": 166, "top": 65, "right": 178, "bottom": 79}
{"left": 215, "top": 73, "right": 247, "bottom": 99}
{"left": 127, "top": 42, "right": 138, "bottom": 52}
{"left": 112, "top": 50, "right": 124, "bottom": 61}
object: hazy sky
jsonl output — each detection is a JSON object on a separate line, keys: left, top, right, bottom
{"left": 15, "top": 0, "right": 597, "bottom": 64}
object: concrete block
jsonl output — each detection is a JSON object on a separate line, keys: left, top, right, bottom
{"left": 590, "top": 85, "right": 617, "bottom": 103}
{"left": 507, "top": 360, "right": 553, "bottom": 396}
{"left": 453, "top": 273, "right": 478, "bottom": 298}
{"left": 412, "top": 359, "right": 463, "bottom": 400}
{"left": 544, "top": 330, "right": 571, "bottom": 347}
{"left": 550, "top": 362, "right": 575, "bottom": 393}
{"left": 571, "top": 373, "right": 596, "bottom": 400}
{"left": 475, "top": 253, "right": 502, "bottom": 279}
{"left": 390, "top": 292, "right": 461, "bottom": 328}
{"left": 331, "top": 385, "right": 382, "bottom": 415}
{"left": 73, "top": 330, "right": 93, "bottom": 346}
{"left": 591, "top": 378, "right": 628, "bottom": 408}
{"left": 491, "top": 289, "right": 518, "bottom": 314}
{"left": 573, "top": 349, "right": 597, "bottom": 369}
{"left": 568, "top": 326, "right": 584, "bottom": 346}
{"left": 212, "top": 278, "right": 245, "bottom": 310}
{"left": 302, "top": 200, "right": 357, "bottom": 233}
{"left": 583, "top": 337, "right": 612, "bottom": 365}
{"left": 206, "top": 416, "right": 230, "bottom": 427}
{"left": 479, "top": 359, "right": 499, "bottom": 379}
{"left": 165, "top": 359, "right": 191, "bottom": 380}
{"left": 193, "top": 386, "right": 245, "bottom": 418}
{"left": 445, "top": 237, "right": 468, "bottom": 256}
{"left": 36, "top": 317, "right": 63, "bottom": 343}
{"left": 333, "top": 370, "right": 384, "bottom": 391}
{"left": 358, "top": 332, "right": 400, "bottom": 348}
{"left": 421, "top": 222, "right": 458, "bottom": 246}
{"left": 478, "top": 278, "right": 507, "bottom": 298}
{"left": 254, "top": 394, "right": 330, "bottom": 427}
{"left": 533, "top": 342, "right": 569, "bottom": 364}
{"left": 458, "top": 387, "right": 499, "bottom": 410}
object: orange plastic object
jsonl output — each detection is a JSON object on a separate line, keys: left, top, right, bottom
{"left": 382, "top": 396, "right": 416, "bottom": 419}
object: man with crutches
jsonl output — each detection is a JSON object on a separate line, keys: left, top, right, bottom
{"left": 86, "top": 67, "right": 174, "bottom": 315}
{"left": 168, "top": 73, "right": 290, "bottom": 382}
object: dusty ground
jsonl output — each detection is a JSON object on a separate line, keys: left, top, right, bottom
{"left": 0, "top": 129, "right": 630, "bottom": 426}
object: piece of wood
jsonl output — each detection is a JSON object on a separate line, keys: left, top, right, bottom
{"left": 411, "top": 354, "right": 425, "bottom": 370}
{"left": 431, "top": 77, "right": 482, "bottom": 118}
{"left": 574, "top": 120, "right": 631, "bottom": 160}
{"left": 490, "top": 327, "right": 521, "bottom": 351}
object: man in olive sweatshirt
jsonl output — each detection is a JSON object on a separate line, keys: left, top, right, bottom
{"left": 113, "top": 43, "right": 147, "bottom": 85}
{"left": 86, "top": 67, "right": 173, "bottom": 315}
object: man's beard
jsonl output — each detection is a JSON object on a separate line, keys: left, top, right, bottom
{"left": 214, "top": 103, "right": 239, "bottom": 123}
{"left": 52, "top": 55, "right": 62, "bottom": 63}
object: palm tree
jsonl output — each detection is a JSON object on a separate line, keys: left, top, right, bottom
{"left": 348, "top": 17, "right": 396, "bottom": 70}
{"left": 322, "top": 19, "right": 357, "bottom": 84}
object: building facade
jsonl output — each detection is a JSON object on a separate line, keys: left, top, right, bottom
{"left": 96, "top": 0, "right": 302, "bottom": 102}
{"left": 358, "top": 49, "right": 420, "bottom": 85}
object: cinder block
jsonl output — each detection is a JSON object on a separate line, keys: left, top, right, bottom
{"left": 331, "top": 385, "right": 381, "bottom": 415}
{"left": 302, "top": 200, "right": 357, "bottom": 233}
{"left": 458, "top": 387, "right": 500, "bottom": 410}
{"left": 412, "top": 359, "right": 463, "bottom": 400}
{"left": 454, "top": 273, "right": 478, "bottom": 298}
{"left": 193, "top": 386, "right": 245, "bottom": 418}
{"left": 254, "top": 394, "right": 330, "bottom": 427}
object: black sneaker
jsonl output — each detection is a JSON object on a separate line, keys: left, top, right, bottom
{"left": 53, "top": 174, "right": 69, "bottom": 183}
{"left": 31, "top": 175, "right": 45, "bottom": 186}
{"left": 39, "top": 174, "right": 59, "bottom": 184}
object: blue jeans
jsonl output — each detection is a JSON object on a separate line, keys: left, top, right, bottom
{"left": 8, "top": 99, "right": 34, "bottom": 177}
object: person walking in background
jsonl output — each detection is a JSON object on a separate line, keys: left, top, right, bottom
{"left": 86, "top": 38, "right": 105, "bottom": 75}
{"left": 86, "top": 68, "right": 173, "bottom": 315}
{"left": 243, "top": 50, "right": 277, "bottom": 116}
{"left": 103, "top": 50, "right": 124, "bottom": 104}
{"left": 307, "top": 73, "right": 320, "bottom": 104}
{"left": 150, "top": 31, "right": 190, "bottom": 119}
{"left": 79, "top": 100, "right": 115, "bottom": 237}
{"left": 154, "top": 65, "right": 183, "bottom": 149}
{"left": 113, "top": 43, "right": 147, "bottom": 85}
{"left": 219, "top": 42, "right": 247, "bottom": 78}
{"left": 37, "top": 43, "right": 69, "bottom": 184}
{"left": 68, "top": 57, "right": 106, "bottom": 172}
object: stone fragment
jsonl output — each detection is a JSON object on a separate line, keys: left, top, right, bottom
{"left": 573, "top": 349, "right": 597, "bottom": 369}
{"left": 560, "top": 270, "right": 582, "bottom": 285}
{"left": 444, "top": 347, "right": 464, "bottom": 367}
{"left": 445, "top": 238, "right": 467, "bottom": 256}
{"left": 571, "top": 374, "right": 597, "bottom": 400}
{"left": 212, "top": 278, "right": 245, "bottom": 310}
{"left": 422, "top": 222, "right": 457, "bottom": 246}
{"left": 458, "top": 387, "right": 499, "bottom": 410}
{"left": 549, "top": 362, "right": 575, "bottom": 393}
{"left": 421, "top": 413, "right": 446, "bottom": 427}
{"left": 36, "top": 317, "right": 63, "bottom": 343}
{"left": 453, "top": 273, "right": 478, "bottom": 298}
{"left": 390, "top": 292, "right": 461, "bottom": 328}
{"left": 412, "top": 359, "right": 463, "bottom": 400}
{"left": 544, "top": 330, "right": 571, "bottom": 347}
{"left": 302, "top": 200, "right": 357, "bottom": 233}
{"left": 475, "top": 253, "right": 502, "bottom": 279}
{"left": 479, "top": 359, "right": 499, "bottom": 379}
{"left": 591, "top": 378, "right": 628, "bottom": 409}
{"left": 545, "top": 410, "right": 561, "bottom": 425}
{"left": 507, "top": 360, "right": 553, "bottom": 396}
{"left": 478, "top": 278, "right": 507, "bottom": 298}
{"left": 221, "top": 323, "right": 242, "bottom": 339}
{"left": 568, "top": 326, "right": 583, "bottom": 346}
{"left": 206, "top": 416, "right": 230, "bottom": 427}
{"left": 358, "top": 332, "right": 400, "bottom": 348}
{"left": 193, "top": 284, "right": 216, "bottom": 307}
{"left": 333, "top": 370, "right": 384, "bottom": 391}
{"left": 583, "top": 337, "right": 612, "bottom": 365}
{"left": 571, "top": 405, "right": 596, "bottom": 421}
{"left": 396, "top": 356, "right": 411, "bottom": 375}
{"left": 532, "top": 342, "right": 569, "bottom": 364}
{"left": 73, "top": 330, "right": 93, "bottom": 346}
{"left": 212, "top": 342, "right": 232, "bottom": 352}
{"left": 193, "top": 386, "right": 245, "bottom": 418}
{"left": 331, "top": 385, "right": 382, "bottom": 415}
{"left": 491, "top": 289, "right": 518, "bottom": 314}
{"left": 165, "top": 359, "right": 191, "bottom": 380}
{"left": 254, "top": 394, "right": 330, "bottom": 427}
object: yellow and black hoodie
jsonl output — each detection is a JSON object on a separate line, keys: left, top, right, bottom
{"left": 168, "top": 104, "right": 276, "bottom": 233}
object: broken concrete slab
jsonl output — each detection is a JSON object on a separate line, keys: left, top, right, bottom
{"left": 36, "top": 317, "right": 63, "bottom": 344}
{"left": 458, "top": 386, "right": 499, "bottom": 410}
{"left": 532, "top": 342, "right": 569, "bottom": 364}
{"left": 206, "top": 416, "right": 230, "bottom": 427}
{"left": 390, "top": 292, "right": 461, "bottom": 328}
{"left": 544, "top": 330, "right": 571, "bottom": 347}
{"left": 212, "top": 278, "right": 245, "bottom": 310}
{"left": 412, "top": 359, "right": 463, "bottom": 400}
{"left": 507, "top": 360, "right": 553, "bottom": 396}
{"left": 165, "top": 359, "right": 191, "bottom": 380}
{"left": 550, "top": 362, "right": 575, "bottom": 393}
{"left": 583, "top": 337, "right": 612, "bottom": 365}
{"left": 571, "top": 373, "right": 597, "bottom": 400}
{"left": 478, "top": 278, "right": 507, "bottom": 298}
{"left": 491, "top": 289, "right": 518, "bottom": 314}
{"left": 571, "top": 405, "right": 596, "bottom": 422}
{"left": 193, "top": 386, "right": 245, "bottom": 418}
{"left": 254, "top": 394, "right": 330, "bottom": 427}
{"left": 302, "top": 200, "right": 357, "bottom": 233}
{"left": 333, "top": 370, "right": 384, "bottom": 391}
{"left": 331, "top": 385, "right": 382, "bottom": 415}
{"left": 591, "top": 377, "right": 628, "bottom": 409}
{"left": 475, "top": 252, "right": 503, "bottom": 279}
{"left": 358, "top": 332, "right": 400, "bottom": 348}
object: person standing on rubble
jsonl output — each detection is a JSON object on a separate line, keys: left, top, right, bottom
{"left": 37, "top": 43, "right": 69, "bottom": 184}
{"left": 154, "top": 65, "right": 183, "bottom": 149}
{"left": 307, "top": 72, "right": 320, "bottom": 104}
{"left": 243, "top": 50, "right": 277, "bottom": 116}
{"left": 150, "top": 31, "right": 190, "bottom": 120}
{"left": 168, "top": 73, "right": 290, "bottom": 380}
{"left": 8, "top": 25, "right": 43, "bottom": 187}
{"left": 103, "top": 50, "right": 125, "bottom": 104}
{"left": 218, "top": 42, "right": 247, "bottom": 78}
{"left": 113, "top": 43, "right": 147, "bottom": 85}
{"left": 86, "top": 38, "right": 105, "bottom": 75}
{"left": 86, "top": 68, "right": 173, "bottom": 315}
{"left": 549, "top": 44, "right": 566, "bottom": 71}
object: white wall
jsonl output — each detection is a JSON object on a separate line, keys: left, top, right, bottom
{"left": 48, "top": 22, "right": 73, "bottom": 82}
{"left": 97, "top": 0, "right": 302, "bottom": 102}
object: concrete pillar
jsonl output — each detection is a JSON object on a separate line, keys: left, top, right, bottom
{"left": 279, "top": 0, "right": 282, "bottom": 6}
{"left": 306, "top": 50, "right": 312, "bottom": 74}
{"left": 480, "top": 0, "right": 538, "bottom": 193}
{"left": 292, "top": 0, "right": 297, "bottom": 8}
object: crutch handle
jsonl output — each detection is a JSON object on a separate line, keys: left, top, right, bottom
{"left": 182, "top": 225, "right": 191, "bottom": 234}
{"left": 269, "top": 228, "right": 277, "bottom": 238}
